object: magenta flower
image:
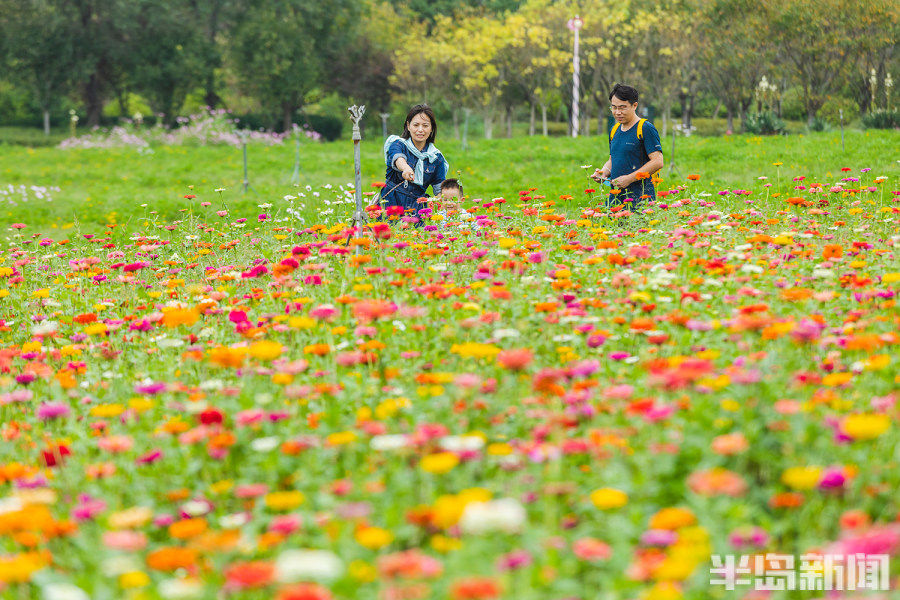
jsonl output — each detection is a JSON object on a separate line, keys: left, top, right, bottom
{"left": 37, "top": 402, "right": 71, "bottom": 420}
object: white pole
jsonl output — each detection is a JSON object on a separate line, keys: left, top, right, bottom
{"left": 569, "top": 16, "right": 583, "bottom": 138}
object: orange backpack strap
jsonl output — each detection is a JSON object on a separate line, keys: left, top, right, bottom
{"left": 637, "top": 118, "right": 646, "bottom": 140}
{"left": 609, "top": 122, "right": 621, "bottom": 141}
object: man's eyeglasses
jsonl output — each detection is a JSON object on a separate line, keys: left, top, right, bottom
{"left": 610, "top": 104, "right": 632, "bottom": 113}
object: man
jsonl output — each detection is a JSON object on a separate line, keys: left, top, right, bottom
{"left": 592, "top": 83, "right": 664, "bottom": 210}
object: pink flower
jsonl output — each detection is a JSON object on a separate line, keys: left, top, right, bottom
{"left": 573, "top": 538, "right": 612, "bottom": 561}
{"left": 102, "top": 530, "right": 147, "bottom": 551}
{"left": 37, "top": 402, "right": 71, "bottom": 420}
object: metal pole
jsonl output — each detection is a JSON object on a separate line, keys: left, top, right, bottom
{"left": 348, "top": 105, "right": 366, "bottom": 254}
{"left": 241, "top": 131, "right": 249, "bottom": 193}
{"left": 380, "top": 113, "right": 390, "bottom": 140}
{"left": 569, "top": 16, "right": 583, "bottom": 138}
{"left": 290, "top": 130, "right": 301, "bottom": 185}
{"left": 669, "top": 123, "right": 676, "bottom": 175}
{"left": 839, "top": 109, "right": 844, "bottom": 153}
{"left": 462, "top": 108, "right": 471, "bottom": 152}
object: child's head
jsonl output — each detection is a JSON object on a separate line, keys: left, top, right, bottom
{"left": 441, "top": 178, "right": 463, "bottom": 200}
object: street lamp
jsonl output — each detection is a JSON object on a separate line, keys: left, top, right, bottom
{"left": 567, "top": 15, "right": 584, "bottom": 138}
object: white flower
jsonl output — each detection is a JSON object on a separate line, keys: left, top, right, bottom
{"left": 220, "top": 512, "right": 250, "bottom": 528}
{"left": 275, "top": 549, "right": 343, "bottom": 582}
{"left": 370, "top": 434, "right": 408, "bottom": 451}
{"left": 250, "top": 436, "right": 279, "bottom": 452}
{"left": 181, "top": 500, "right": 211, "bottom": 517}
{"left": 492, "top": 328, "right": 521, "bottom": 339}
{"left": 459, "top": 498, "right": 526, "bottom": 535}
{"left": 32, "top": 321, "right": 58, "bottom": 336}
{"left": 439, "top": 435, "right": 485, "bottom": 452}
{"left": 42, "top": 584, "right": 89, "bottom": 600}
{"left": 158, "top": 578, "right": 204, "bottom": 599}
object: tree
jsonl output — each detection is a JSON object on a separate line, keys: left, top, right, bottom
{"left": 229, "top": 0, "right": 358, "bottom": 131}
{"left": 123, "top": 0, "right": 205, "bottom": 123}
{"left": 0, "top": 0, "right": 84, "bottom": 134}
{"left": 769, "top": 0, "right": 860, "bottom": 125}
{"left": 696, "top": 0, "right": 772, "bottom": 132}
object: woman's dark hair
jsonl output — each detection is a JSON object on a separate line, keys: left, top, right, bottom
{"left": 402, "top": 103, "right": 437, "bottom": 145}
{"left": 609, "top": 83, "right": 639, "bottom": 104}
{"left": 442, "top": 178, "right": 463, "bottom": 197}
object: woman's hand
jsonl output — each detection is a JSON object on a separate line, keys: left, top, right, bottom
{"left": 401, "top": 167, "right": 415, "bottom": 182}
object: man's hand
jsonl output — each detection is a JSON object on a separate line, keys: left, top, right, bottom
{"left": 591, "top": 167, "right": 611, "bottom": 183}
{"left": 401, "top": 167, "right": 415, "bottom": 182}
{"left": 612, "top": 173, "right": 636, "bottom": 188}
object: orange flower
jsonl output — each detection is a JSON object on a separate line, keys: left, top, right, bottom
{"left": 648, "top": 507, "right": 696, "bottom": 530}
{"left": 711, "top": 432, "right": 749, "bottom": 455}
{"left": 451, "top": 577, "right": 502, "bottom": 600}
{"left": 687, "top": 468, "right": 747, "bottom": 497}
{"left": 169, "top": 518, "right": 208, "bottom": 540}
{"left": 497, "top": 348, "right": 533, "bottom": 371}
{"left": 822, "top": 244, "right": 843, "bottom": 259}
{"left": 147, "top": 547, "right": 197, "bottom": 571}
{"left": 224, "top": 560, "right": 276, "bottom": 589}
{"left": 73, "top": 313, "right": 98, "bottom": 324}
{"left": 769, "top": 492, "right": 804, "bottom": 509}
{"left": 635, "top": 172, "right": 650, "bottom": 180}
{"left": 687, "top": 174, "right": 701, "bottom": 181}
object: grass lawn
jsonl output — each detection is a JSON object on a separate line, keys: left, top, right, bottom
{"left": 1, "top": 128, "right": 897, "bottom": 231}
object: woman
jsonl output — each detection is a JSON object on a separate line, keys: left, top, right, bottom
{"left": 381, "top": 104, "right": 448, "bottom": 216}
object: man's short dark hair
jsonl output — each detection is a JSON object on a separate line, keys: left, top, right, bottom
{"left": 442, "top": 178, "right": 463, "bottom": 196}
{"left": 609, "top": 83, "right": 639, "bottom": 104}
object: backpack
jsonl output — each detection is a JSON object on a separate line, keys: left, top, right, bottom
{"left": 609, "top": 118, "right": 646, "bottom": 142}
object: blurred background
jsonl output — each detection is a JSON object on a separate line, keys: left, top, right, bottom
{"left": 0, "top": 0, "right": 897, "bottom": 147}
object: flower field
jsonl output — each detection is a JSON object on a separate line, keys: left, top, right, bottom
{"left": 1, "top": 160, "right": 899, "bottom": 600}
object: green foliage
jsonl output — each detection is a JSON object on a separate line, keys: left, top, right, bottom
{"left": 743, "top": 111, "right": 787, "bottom": 135}
{"left": 862, "top": 109, "right": 900, "bottom": 129}
{"left": 2, "top": 129, "right": 896, "bottom": 228}
{"left": 301, "top": 114, "right": 344, "bottom": 141}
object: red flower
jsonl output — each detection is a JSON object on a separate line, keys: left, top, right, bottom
{"left": 276, "top": 583, "right": 333, "bottom": 600}
{"left": 42, "top": 443, "right": 72, "bottom": 467}
{"left": 199, "top": 407, "right": 224, "bottom": 425}
{"left": 184, "top": 194, "right": 197, "bottom": 199}
{"left": 224, "top": 561, "right": 275, "bottom": 589}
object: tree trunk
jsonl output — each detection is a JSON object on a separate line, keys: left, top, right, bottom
{"left": 83, "top": 73, "right": 103, "bottom": 128}
{"left": 43, "top": 109, "right": 50, "bottom": 136}
{"left": 582, "top": 100, "right": 590, "bottom": 136}
{"left": 483, "top": 110, "right": 493, "bottom": 139}
{"left": 204, "top": 74, "right": 220, "bottom": 109}
{"left": 726, "top": 105, "right": 734, "bottom": 134}
{"left": 282, "top": 102, "right": 295, "bottom": 133}
{"left": 452, "top": 108, "right": 460, "bottom": 139}
{"left": 506, "top": 105, "right": 513, "bottom": 138}
{"left": 662, "top": 105, "right": 670, "bottom": 139}
{"left": 712, "top": 99, "right": 722, "bottom": 120}
{"left": 529, "top": 102, "right": 535, "bottom": 136}
{"left": 541, "top": 103, "right": 548, "bottom": 136}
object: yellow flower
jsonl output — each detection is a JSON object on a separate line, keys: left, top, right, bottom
{"left": 264, "top": 491, "right": 305, "bottom": 511}
{"left": 108, "top": 506, "right": 153, "bottom": 529}
{"left": 120, "top": 571, "right": 150, "bottom": 588}
{"left": 90, "top": 403, "right": 125, "bottom": 418}
{"left": 355, "top": 526, "right": 393, "bottom": 550}
{"left": 882, "top": 272, "right": 900, "bottom": 283}
{"left": 822, "top": 372, "right": 852, "bottom": 387}
{"left": 430, "top": 534, "right": 463, "bottom": 553}
{"left": 590, "top": 488, "right": 628, "bottom": 510}
{"left": 450, "top": 342, "right": 501, "bottom": 360}
{"left": 31, "top": 288, "right": 49, "bottom": 298}
{"left": 487, "top": 443, "right": 513, "bottom": 456}
{"left": 248, "top": 340, "right": 283, "bottom": 361}
{"left": 642, "top": 581, "right": 684, "bottom": 600}
{"left": 326, "top": 431, "right": 358, "bottom": 446}
{"left": 648, "top": 508, "right": 697, "bottom": 531}
{"left": 843, "top": 414, "right": 890, "bottom": 440}
{"left": 84, "top": 323, "right": 108, "bottom": 336}
{"left": 420, "top": 452, "right": 459, "bottom": 474}
{"left": 348, "top": 560, "right": 377, "bottom": 582}
{"left": 129, "top": 397, "right": 154, "bottom": 413}
{"left": 781, "top": 466, "right": 823, "bottom": 490}
{"left": 289, "top": 315, "right": 316, "bottom": 329}
{"left": 162, "top": 307, "right": 200, "bottom": 328}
